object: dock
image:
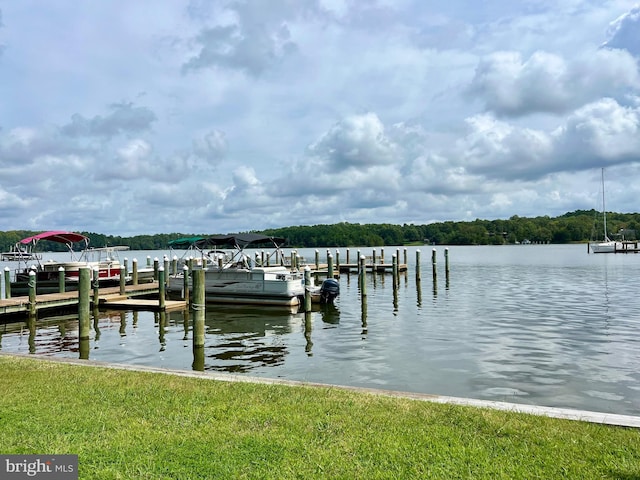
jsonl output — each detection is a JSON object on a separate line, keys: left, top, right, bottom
{"left": 0, "top": 282, "right": 186, "bottom": 318}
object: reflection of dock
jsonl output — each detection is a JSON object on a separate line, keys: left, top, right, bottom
{"left": 0, "top": 282, "right": 186, "bottom": 317}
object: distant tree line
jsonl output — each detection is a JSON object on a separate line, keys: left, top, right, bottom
{"left": 1, "top": 210, "right": 638, "bottom": 252}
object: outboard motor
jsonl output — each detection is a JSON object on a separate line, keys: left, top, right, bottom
{"left": 319, "top": 278, "right": 340, "bottom": 304}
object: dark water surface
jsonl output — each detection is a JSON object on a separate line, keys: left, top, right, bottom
{"left": 2, "top": 244, "right": 640, "bottom": 416}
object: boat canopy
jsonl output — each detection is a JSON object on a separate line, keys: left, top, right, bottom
{"left": 167, "top": 237, "right": 207, "bottom": 249}
{"left": 19, "top": 231, "right": 89, "bottom": 246}
{"left": 202, "top": 234, "right": 287, "bottom": 249}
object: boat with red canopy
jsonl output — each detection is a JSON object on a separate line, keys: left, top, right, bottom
{"left": 10, "top": 231, "right": 127, "bottom": 294}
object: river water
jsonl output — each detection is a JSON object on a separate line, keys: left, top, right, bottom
{"left": 1, "top": 244, "right": 639, "bottom": 416}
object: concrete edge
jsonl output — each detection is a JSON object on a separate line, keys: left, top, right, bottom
{"left": 2, "top": 352, "right": 639, "bottom": 429}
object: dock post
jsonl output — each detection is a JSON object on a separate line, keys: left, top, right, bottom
{"left": 132, "top": 258, "right": 139, "bottom": 285}
{"left": 78, "top": 267, "right": 91, "bottom": 344}
{"left": 346, "top": 249, "right": 350, "bottom": 266}
{"left": 124, "top": 258, "right": 128, "bottom": 276}
{"left": 392, "top": 254, "right": 398, "bottom": 291}
{"left": 431, "top": 248, "right": 438, "bottom": 284}
{"left": 147, "top": 255, "right": 152, "bottom": 267}
{"left": 58, "top": 267, "right": 65, "bottom": 293}
{"left": 304, "top": 267, "right": 312, "bottom": 312}
{"left": 327, "top": 253, "right": 334, "bottom": 278}
{"left": 92, "top": 267, "right": 100, "bottom": 307}
{"left": 315, "top": 250, "right": 319, "bottom": 271}
{"left": 359, "top": 255, "right": 367, "bottom": 296}
{"left": 335, "top": 249, "right": 340, "bottom": 272}
{"left": 404, "top": 248, "right": 408, "bottom": 268}
{"left": 192, "top": 268, "right": 205, "bottom": 371}
{"left": 153, "top": 257, "right": 159, "bottom": 280}
{"left": 163, "top": 256, "right": 169, "bottom": 285}
{"left": 119, "top": 266, "right": 126, "bottom": 295}
{"left": 172, "top": 256, "right": 178, "bottom": 276}
{"left": 183, "top": 265, "right": 190, "bottom": 303}
{"left": 356, "top": 250, "right": 361, "bottom": 274}
{"left": 28, "top": 270, "right": 37, "bottom": 317}
{"left": 416, "top": 250, "right": 421, "bottom": 281}
{"left": 158, "top": 267, "right": 166, "bottom": 310}
{"left": 445, "top": 248, "right": 450, "bottom": 274}
{"left": 4, "top": 267, "right": 11, "bottom": 299}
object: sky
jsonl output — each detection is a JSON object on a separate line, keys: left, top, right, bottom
{"left": 1, "top": 0, "right": 640, "bottom": 236}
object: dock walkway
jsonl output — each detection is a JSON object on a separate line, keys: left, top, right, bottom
{"left": 0, "top": 282, "right": 186, "bottom": 317}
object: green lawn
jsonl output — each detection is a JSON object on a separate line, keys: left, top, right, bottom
{"left": 0, "top": 355, "right": 638, "bottom": 479}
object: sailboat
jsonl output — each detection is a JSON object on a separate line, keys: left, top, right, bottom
{"left": 589, "top": 168, "right": 621, "bottom": 253}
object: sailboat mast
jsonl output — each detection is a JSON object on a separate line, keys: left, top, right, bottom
{"left": 601, "top": 168, "right": 608, "bottom": 241}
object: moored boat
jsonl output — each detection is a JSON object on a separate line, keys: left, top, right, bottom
{"left": 10, "top": 231, "right": 130, "bottom": 294}
{"left": 167, "top": 233, "right": 339, "bottom": 307}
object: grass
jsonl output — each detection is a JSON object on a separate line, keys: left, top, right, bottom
{"left": 0, "top": 355, "right": 639, "bottom": 479}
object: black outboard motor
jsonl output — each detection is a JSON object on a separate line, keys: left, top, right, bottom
{"left": 319, "top": 278, "right": 340, "bottom": 304}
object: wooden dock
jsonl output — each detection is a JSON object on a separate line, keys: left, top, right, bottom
{"left": 0, "top": 282, "right": 186, "bottom": 318}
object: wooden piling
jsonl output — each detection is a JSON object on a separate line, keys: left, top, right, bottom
{"left": 28, "top": 271, "right": 36, "bottom": 316}
{"left": 119, "top": 266, "right": 126, "bottom": 295}
{"left": 327, "top": 253, "right": 334, "bottom": 278}
{"left": 304, "top": 267, "right": 312, "bottom": 312}
{"left": 359, "top": 255, "right": 367, "bottom": 296}
{"left": 392, "top": 254, "right": 398, "bottom": 291}
{"left": 78, "top": 267, "right": 91, "bottom": 341}
{"left": 183, "top": 265, "right": 190, "bottom": 304}
{"left": 415, "top": 250, "right": 421, "bottom": 281}
{"left": 192, "top": 268, "right": 206, "bottom": 370}
{"left": 132, "top": 258, "right": 139, "bottom": 285}
{"left": 4, "top": 267, "right": 11, "bottom": 299}
{"left": 163, "top": 257, "right": 169, "bottom": 284}
{"left": 432, "top": 248, "right": 437, "bottom": 282}
{"left": 158, "top": 267, "right": 165, "bottom": 310}
{"left": 58, "top": 267, "right": 65, "bottom": 293}
{"left": 153, "top": 257, "right": 159, "bottom": 280}
{"left": 315, "top": 250, "right": 319, "bottom": 270}
{"left": 93, "top": 267, "right": 100, "bottom": 306}
{"left": 445, "top": 248, "right": 450, "bottom": 274}
{"left": 172, "top": 256, "right": 178, "bottom": 276}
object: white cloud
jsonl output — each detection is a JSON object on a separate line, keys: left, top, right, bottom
{"left": 468, "top": 49, "right": 640, "bottom": 116}
{"left": 603, "top": 4, "right": 640, "bottom": 56}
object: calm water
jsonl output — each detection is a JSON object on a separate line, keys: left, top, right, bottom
{"left": 2, "top": 244, "right": 640, "bottom": 416}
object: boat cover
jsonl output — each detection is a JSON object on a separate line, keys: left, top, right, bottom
{"left": 167, "top": 237, "right": 207, "bottom": 248}
{"left": 201, "top": 234, "right": 287, "bottom": 249}
{"left": 19, "top": 231, "right": 89, "bottom": 245}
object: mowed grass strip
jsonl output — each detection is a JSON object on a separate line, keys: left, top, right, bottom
{"left": 0, "top": 355, "right": 638, "bottom": 479}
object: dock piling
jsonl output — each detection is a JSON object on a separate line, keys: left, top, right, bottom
{"left": 4, "top": 267, "right": 11, "bottom": 299}
{"left": 158, "top": 267, "right": 165, "bottom": 310}
{"left": 192, "top": 268, "right": 205, "bottom": 371}
{"left": 93, "top": 267, "right": 100, "bottom": 306}
{"left": 304, "top": 267, "right": 312, "bottom": 312}
{"left": 132, "top": 259, "right": 139, "bottom": 285}
{"left": 183, "top": 265, "right": 190, "bottom": 303}
{"left": 58, "top": 267, "right": 65, "bottom": 293}
{"left": 28, "top": 271, "right": 36, "bottom": 316}
{"left": 119, "top": 266, "right": 126, "bottom": 295}
{"left": 78, "top": 267, "right": 91, "bottom": 342}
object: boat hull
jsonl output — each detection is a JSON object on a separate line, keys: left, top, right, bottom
{"left": 167, "top": 266, "right": 306, "bottom": 306}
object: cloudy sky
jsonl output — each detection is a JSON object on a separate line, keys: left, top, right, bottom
{"left": 1, "top": 1, "right": 640, "bottom": 236}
